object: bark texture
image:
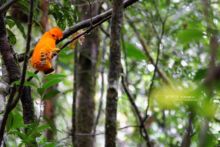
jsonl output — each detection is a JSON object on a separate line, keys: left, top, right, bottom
{"left": 0, "top": 65, "right": 9, "bottom": 147}
{"left": 0, "top": 1, "right": 36, "bottom": 146}
{"left": 0, "top": 2, "right": 20, "bottom": 144}
{"left": 20, "top": 86, "right": 35, "bottom": 124}
{"left": 105, "top": 0, "right": 123, "bottom": 147}
{"left": 0, "top": 13, "right": 20, "bottom": 83}
{"left": 39, "top": 0, "right": 57, "bottom": 141}
{"left": 43, "top": 98, "right": 56, "bottom": 140}
{"left": 75, "top": 2, "right": 99, "bottom": 147}
{"left": 19, "top": 0, "right": 37, "bottom": 146}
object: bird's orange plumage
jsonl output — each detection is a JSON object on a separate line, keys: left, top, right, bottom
{"left": 30, "top": 27, "right": 63, "bottom": 74}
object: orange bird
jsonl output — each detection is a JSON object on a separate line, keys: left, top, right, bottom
{"left": 30, "top": 27, "right": 63, "bottom": 74}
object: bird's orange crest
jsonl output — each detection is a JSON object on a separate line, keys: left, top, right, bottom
{"left": 48, "top": 27, "right": 63, "bottom": 40}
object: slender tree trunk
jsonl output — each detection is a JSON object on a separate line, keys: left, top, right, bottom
{"left": 0, "top": 1, "right": 36, "bottom": 146}
{"left": 75, "top": 2, "right": 99, "bottom": 147}
{"left": 0, "top": 11, "right": 20, "bottom": 84}
{"left": 43, "top": 97, "right": 56, "bottom": 140}
{"left": 105, "top": 0, "right": 123, "bottom": 147}
{"left": 181, "top": 111, "right": 194, "bottom": 147}
{"left": 0, "top": 65, "right": 9, "bottom": 147}
{"left": 20, "top": 86, "right": 36, "bottom": 147}
{"left": 199, "top": 0, "right": 218, "bottom": 146}
{"left": 40, "top": 0, "right": 57, "bottom": 141}
{"left": 20, "top": 0, "right": 36, "bottom": 146}
{"left": 0, "top": 2, "right": 20, "bottom": 145}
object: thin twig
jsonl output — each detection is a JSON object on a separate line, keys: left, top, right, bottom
{"left": 60, "top": 16, "right": 111, "bottom": 51}
{"left": 121, "top": 29, "right": 129, "bottom": 83}
{"left": 144, "top": 11, "right": 168, "bottom": 121}
{"left": 60, "top": 0, "right": 138, "bottom": 42}
{"left": 125, "top": 15, "right": 172, "bottom": 86}
{"left": 121, "top": 74, "right": 151, "bottom": 147}
{"left": 100, "top": 26, "right": 110, "bottom": 37}
{"left": 77, "top": 125, "right": 140, "bottom": 137}
{"left": 20, "top": 0, "right": 34, "bottom": 89}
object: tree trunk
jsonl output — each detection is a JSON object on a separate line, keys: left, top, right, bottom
{"left": 105, "top": 0, "right": 123, "bottom": 147}
{"left": 0, "top": 65, "right": 9, "bottom": 147}
{"left": 40, "top": 0, "right": 57, "bottom": 141}
{"left": 0, "top": 2, "right": 20, "bottom": 145}
{"left": 20, "top": 86, "right": 37, "bottom": 147}
{"left": 75, "top": 2, "right": 99, "bottom": 147}
{"left": 0, "top": 1, "right": 36, "bottom": 146}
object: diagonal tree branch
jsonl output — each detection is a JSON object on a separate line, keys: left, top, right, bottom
{"left": 60, "top": 0, "right": 138, "bottom": 41}
{"left": 0, "top": 0, "right": 18, "bottom": 13}
{"left": 17, "top": 0, "right": 139, "bottom": 62}
{"left": 126, "top": 16, "right": 171, "bottom": 86}
{"left": 121, "top": 74, "right": 151, "bottom": 147}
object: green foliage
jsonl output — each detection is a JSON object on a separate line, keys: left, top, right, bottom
{"left": 37, "top": 73, "right": 66, "bottom": 97}
{"left": 3, "top": 0, "right": 220, "bottom": 146}
{"left": 194, "top": 68, "right": 207, "bottom": 81}
{"left": 8, "top": 122, "right": 51, "bottom": 146}
{"left": 6, "top": 16, "right": 26, "bottom": 38}
{"left": 177, "top": 29, "right": 204, "bottom": 44}
{"left": 7, "top": 111, "right": 24, "bottom": 131}
{"left": 49, "top": 1, "right": 76, "bottom": 29}
{"left": 125, "top": 42, "right": 146, "bottom": 60}
{"left": 7, "top": 29, "right": 16, "bottom": 45}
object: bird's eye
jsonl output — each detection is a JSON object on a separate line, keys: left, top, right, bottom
{"left": 52, "top": 34, "right": 56, "bottom": 37}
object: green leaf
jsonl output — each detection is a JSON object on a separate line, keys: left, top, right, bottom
{"left": 36, "top": 124, "right": 50, "bottom": 132}
{"left": 45, "top": 73, "right": 66, "bottom": 81}
{"left": 43, "top": 89, "right": 60, "bottom": 100}
{"left": 23, "top": 81, "right": 37, "bottom": 87}
{"left": 125, "top": 42, "right": 145, "bottom": 60}
{"left": 177, "top": 29, "right": 204, "bottom": 44}
{"left": 7, "top": 29, "right": 17, "bottom": 45}
{"left": 6, "top": 17, "right": 16, "bottom": 28}
{"left": 7, "top": 111, "right": 24, "bottom": 131}
{"left": 194, "top": 68, "right": 207, "bottom": 81}
{"left": 37, "top": 87, "right": 44, "bottom": 96}
{"left": 14, "top": 20, "right": 26, "bottom": 38}
{"left": 27, "top": 71, "right": 40, "bottom": 81}
{"left": 11, "top": 80, "right": 20, "bottom": 86}
{"left": 42, "top": 79, "right": 62, "bottom": 90}
{"left": 43, "top": 143, "right": 56, "bottom": 147}
{"left": 6, "top": 16, "right": 26, "bottom": 38}
{"left": 9, "top": 129, "right": 26, "bottom": 140}
{"left": 37, "top": 74, "right": 65, "bottom": 97}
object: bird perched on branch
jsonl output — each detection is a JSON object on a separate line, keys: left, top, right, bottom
{"left": 30, "top": 27, "right": 63, "bottom": 74}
